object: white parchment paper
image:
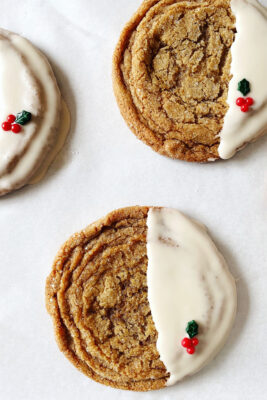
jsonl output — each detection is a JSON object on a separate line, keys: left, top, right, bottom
{"left": 0, "top": 1, "right": 266, "bottom": 399}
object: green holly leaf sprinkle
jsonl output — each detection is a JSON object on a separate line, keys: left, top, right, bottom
{"left": 238, "top": 79, "right": 250, "bottom": 96}
{"left": 15, "top": 110, "right": 32, "bottom": 125}
{"left": 186, "top": 320, "right": 199, "bottom": 338}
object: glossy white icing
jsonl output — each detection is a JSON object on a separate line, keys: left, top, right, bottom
{"left": 0, "top": 35, "right": 41, "bottom": 177}
{"left": 0, "top": 29, "right": 68, "bottom": 195}
{"left": 146, "top": 208, "right": 236, "bottom": 386}
{"left": 29, "top": 100, "right": 70, "bottom": 185}
{"left": 219, "top": 0, "right": 267, "bottom": 159}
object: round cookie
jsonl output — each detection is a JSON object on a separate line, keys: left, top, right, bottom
{"left": 46, "top": 206, "right": 237, "bottom": 391}
{"left": 0, "top": 28, "right": 69, "bottom": 196}
{"left": 113, "top": 0, "right": 267, "bottom": 161}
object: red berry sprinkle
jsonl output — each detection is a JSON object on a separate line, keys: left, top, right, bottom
{"left": 241, "top": 104, "right": 249, "bottom": 113}
{"left": 245, "top": 97, "right": 254, "bottom": 106}
{"left": 7, "top": 114, "right": 16, "bottom": 123}
{"left": 236, "top": 97, "right": 245, "bottom": 107}
{"left": 191, "top": 338, "right": 199, "bottom": 347}
{"left": 181, "top": 338, "right": 191, "bottom": 348}
{"left": 11, "top": 123, "right": 21, "bottom": 134}
{"left": 2, "top": 121, "right": 11, "bottom": 131}
{"left": 187, "top": 346, "right": 195, "bottom": 355}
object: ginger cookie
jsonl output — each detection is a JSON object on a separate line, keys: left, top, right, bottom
{"left": 46, "top": 206, "right": 237, "bottom": 391}
{"left": 0, "top": 28, "right": 70, "bottom": 196}
{"left": 113, "top": 0, "right": 267, "bottom": 162}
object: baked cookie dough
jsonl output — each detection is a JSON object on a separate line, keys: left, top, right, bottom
{"left": 113, "top": 0, "right": 267, "bottom": 162}
{"left": 46, "top": 206, "right": 237, "bottom": 391}
{"left": 0, "top": 28, "right": 70, "bottom": 196}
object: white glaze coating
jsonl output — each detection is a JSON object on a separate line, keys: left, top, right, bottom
{"left": 29, "top": 100, "right": 70, "bottom": 185}
{"left": 0, "top": 29, "right": 67, "bottom": 195}
{"left": 219, "top": 0, "right": 267, "bottom": 159}
{"left": 146, "top": 208, "right": 236, "bottom": 386}
{"left": 0, "top": 36, "right": 41, "bottom": 176}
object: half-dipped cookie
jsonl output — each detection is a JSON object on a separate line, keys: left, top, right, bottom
{"left": 113, "top": 0, "right": 267, "bottom": 161}
{"left": 0, "top": 28, "right": 70, "bottom": 196}
{"left": 46, "top": 206, "right": 237, "bottom": 391}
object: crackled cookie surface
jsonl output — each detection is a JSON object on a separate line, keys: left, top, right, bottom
{"left": 46, "top": 207, "right": 169, "bottom": 391}
{"left": 46, "top": 206, "right": 236, "bottom": 391}
{"left": 113, "top": 0, "right": 236, "bottom": 162}
{"left": 0, "top": 28, "right": 69, "bottom": 196}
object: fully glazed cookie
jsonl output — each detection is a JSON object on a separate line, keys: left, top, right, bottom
{"left": 0, "top": 28, "right": 70, "bottom": 196}
{"left": 113, "top": 0, "right": 267, "bottom": 162}
{"left": 46, "top": 206, "right": 237, "bottom": 391}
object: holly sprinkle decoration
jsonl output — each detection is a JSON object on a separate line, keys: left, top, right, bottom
{"left": 15, "top": 110, "right": 32, "bottom": 125}
{"left": 186, "top": 320, "right": 199, "bottom": 338}
{"left": 1, "top": 111, "right": 32, "bottom": 134}
{"left": 235, "top": 79, "right": 254, "bottom": 113}
{"left": 245, "top": 97, "right": 254, "bottom": 107}
{"left": 2, "top": 121, "right": 12, "bottom": 131}
{"left": 238, "top": 79, "right": 250, "bottom": 96}
{"left": 11, "top": 124, "right": 21, "bottom": 134}
{"left": 7, "top": 114, "right": 16, "bottom": 123}
{"left": 236, "top": 96, "right": 254, "bottom": 113}
{"left": 181, "top": 320, "right": 199, "bottom": 355}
